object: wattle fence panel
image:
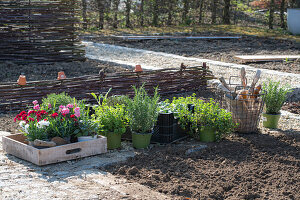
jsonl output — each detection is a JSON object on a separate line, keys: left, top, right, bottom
{"left": 0, "top": 65, "right": 215, "bottom": 112}
{"left": 0, "top": 0, "right": 85, "bottom": 64}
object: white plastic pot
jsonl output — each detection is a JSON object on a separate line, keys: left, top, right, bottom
{"left": 287, "top": 8, "right": 300, "bottom": 35}
{"left": 78, "top": 135, "right": 97, "bottom": 142}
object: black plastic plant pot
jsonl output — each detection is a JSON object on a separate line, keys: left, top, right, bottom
{"left": 84, "top": 104, "right": 98, "bottom": 115}
{"left": 187, "top": 104, "right": 195, "bottom": 113}
{"left": 152, "top": 123, "right": 178, "bottom": 144}
{"left": 158, "top": 112, "right": 175, "bottom": 126}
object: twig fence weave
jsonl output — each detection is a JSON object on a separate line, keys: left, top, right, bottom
{"left": 0, "top": 65, "right": 215, "bottom": 112}
{"left": 0, "top": 0, "right": 85, "bottom": 64}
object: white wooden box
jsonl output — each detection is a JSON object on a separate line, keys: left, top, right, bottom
{"left": 2, "top": 134, "right": 107, "bottom": 166}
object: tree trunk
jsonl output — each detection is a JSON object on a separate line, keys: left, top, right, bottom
{"left": 182, "top": 0, "right": 189, "bottom": 24}
{"left": 140, "top": 0, "right": 144, "bottom": 27}
{"left": 223, "top": 0, "right": 230, "bottom": 24}
{"left": 81, "top": 0, "right": 87, "bottom": 29}
{"left": 113, "top": 0, "right": 120, "bottom": 29}
{"left": 292, "top": 0, "right": 300, "bottom": 7}
{"left": 269, "top": 0, "right": 275, "bottom": 29}
{"left": 152, "top": 0, "right": 159, "bottom": 27}
{"left": 167, "top": 0, "right": 173, "bottom": 25}
{"left": 97, "top": 0, "right": 104, "bottom": 29}
{"left": 280, "top": 0, "right": 285, "bottom": 29}
{"left": 198, "top": 0, "right": 204, "bottom": 24}
{"left": 211, "top": 0, "right": 217, "bottom": 24}
{"left": 125, "top": 0, "right": 132, "bottom": 28}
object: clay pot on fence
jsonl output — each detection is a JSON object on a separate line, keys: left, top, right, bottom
{"left": 17, "top": 75, "right": 26, "bottom": 85}
{"left": 57, "top": 71, "right": 66, "bottom": 80}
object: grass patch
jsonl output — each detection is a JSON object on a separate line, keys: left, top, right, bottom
{"left": 82, "top": 25, "right": 300, "bottom": 42}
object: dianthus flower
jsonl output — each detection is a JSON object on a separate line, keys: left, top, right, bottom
{"left": 67, "top": 104, "right": 74, "bottom": 109}
{"left": 51, "top": 113, "right": 58, "bottom": 118}
{"left": 61, "top": 107, "right": 70, "bottom": 115}
{"left": 33, "top": 104, "right": 40, "bottom": 110}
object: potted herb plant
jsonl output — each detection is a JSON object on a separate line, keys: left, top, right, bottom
{"left": 92, "top": 103, "right": 128, "bottom": 149}
{"left": 170, "top": 94, "right": 199, "bottom": 134}
{"left": 126, "top": 85, "right": 160, "bottom": 149}
{"left": 91, "top": 91, "right": 128, "bottom": 149}
{"left": 262, "top": 80, "right": 292, "bottom": 129}
{"left": 75, "top": 118, "right": 100, "bottom": 142}
{"left": 190, "top": 99, "right": 236, "bottom": 142}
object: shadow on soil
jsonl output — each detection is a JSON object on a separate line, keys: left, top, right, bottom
{"left": 240, "top": 129, "right": 300, "bottom": 160}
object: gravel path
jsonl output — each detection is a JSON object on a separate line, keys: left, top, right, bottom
{"left": 84, "top": 41, "right": 300, "bottom": 101}
{"left": 85, "top": 34, "right": 300, "bottom": 74}
{"left": 0, "top": 131, "right": 171, "bottom": 200}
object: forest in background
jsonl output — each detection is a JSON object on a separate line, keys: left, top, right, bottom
{"left": 78, "top": 0, "right": 300, "bottom": 31}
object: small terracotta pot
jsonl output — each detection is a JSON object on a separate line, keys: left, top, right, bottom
{"left": 17, "top": 75, "right": 26, "bottom": 85}
{"left": 135, "top": 65, "right": 143, "bottom": 72}
{"left": 57, "top": 71, "right": 66, "bottom": 80}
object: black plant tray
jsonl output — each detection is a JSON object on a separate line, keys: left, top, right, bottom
{"left": 152, "top": 120, "right": 186, "bottom": 144}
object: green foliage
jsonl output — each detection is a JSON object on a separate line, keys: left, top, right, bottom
{"left": 167, "top": 94, "right": 200, "bottom": 131}
{"left": 190, "top": 99, "right": 236, "bottom": 141}
{"left": 126, "top": 85, "right": 160, "bottom": 133}
{"left": 263, "top": 79, "right": 293, "bottom": 114}
{"left": 41, "top": 92, "right": 83, "bottom": 112}
{"left": 93, "top": 104, "right": 128, "bottom": 135}
{"left": 106, "top": 95, "right": 129, "bottom": 107}
{"left": 47, "top": 114, "right": 78, "bottom": 139}
{"left": 74, "top": 118, "right": 100, "bottom": 137}
{"left": 91, "top": 88, "right": 111, "bottom": 106}
{"left": 166, "top": 95, "right": 236, "bottom": 141}
{"left": 22, "top": 121, "right": 48, "bottom": 141}
{"left": 92, "top": 90, "right": 128, "bottom": 135}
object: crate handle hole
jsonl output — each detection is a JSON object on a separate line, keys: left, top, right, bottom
{"left": 66, "top": 148, "right": 81, "bottom": 154}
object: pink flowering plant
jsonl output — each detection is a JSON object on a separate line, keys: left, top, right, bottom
{"left": 40, "top": 92, "right": 85, "bottom": 113}
{"left": 14, "top": 95, "right": 97, "bottom": 143}
{"left": 14, "top": 108, "right": 49, "bottom": 141}
{"left": 46, "top": 104, "right": 83, "bottom": 139}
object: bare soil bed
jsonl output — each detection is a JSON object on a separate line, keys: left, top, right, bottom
{"left": 283, "top": 102, "right": 300, "bottom": 114}
{"left": 109, "top": 130, "right": 300, "bottom": 200}
{"left": 87, "top": 33, "right": 300, "bottom": 74}
{"left": 1, "top": 87, "right": 299, "bottom": 200}
{"left": 0, "top": 59, "right": 129, "bottom": 83}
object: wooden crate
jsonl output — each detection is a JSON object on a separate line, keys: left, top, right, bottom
{"left": 2, "top": 134, "right": 107, "bottom": 166}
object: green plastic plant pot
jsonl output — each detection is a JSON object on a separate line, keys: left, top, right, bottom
{"left": 104, "top": 132, "right": 122, "bottom": 150}
{"left": 262, "top": 113, "right": 281, "bottom": 129}
{"left": 132, "top": 132, "right": 152, "bottom": 149}
{"left": 199, "top": 128, "right": 216, "bottom": 142}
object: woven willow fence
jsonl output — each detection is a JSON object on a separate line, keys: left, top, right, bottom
{"left": 0, "top": 65, "right": 215, "bottom": 112}
{"left": 0, "top": 0, "right": 85, "bottom": 64}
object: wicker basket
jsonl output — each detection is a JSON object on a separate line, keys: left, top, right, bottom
{"left": 217, "top": 82, "right": 265, "bottom": 133}
{"left": 224, "top": 98, "right": 264, "bottom": 133}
